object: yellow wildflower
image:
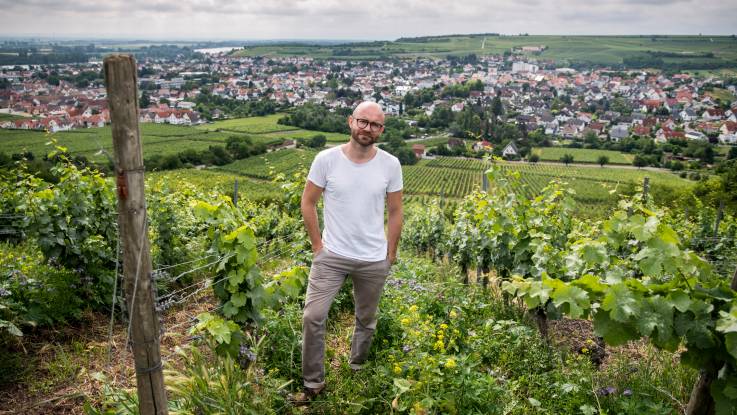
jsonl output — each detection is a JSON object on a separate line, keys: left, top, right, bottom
{"left": 449, "top": 310, "right": 458, "bottom": 319}
{"left": 401, "top": 318, "right": 411, "bottom": 325}
{"left": 581, "top": 347, "right": 589, "bottom": 354}
{"left": 393, "top": 364, "right": 402, "bottom": 374}
{"left": 444, "top": 358, "right": 457, "bottom": 369}
{"left": 440, "top": 323, "right": 448, "bottom": 330}
{"left": 409, "top": 305, "right": 418, "bottom": 312}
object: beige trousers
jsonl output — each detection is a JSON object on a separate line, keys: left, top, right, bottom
{"left": 302, "top": 248, "right": 390, "bottom": 389}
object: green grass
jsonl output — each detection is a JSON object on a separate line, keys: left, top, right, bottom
{"left": 196, "top": 114, "right": 299, "bottom": 134}
{"left": 198, "top": 114, "right": 351, "bottom": 143}
{"left": 532, "top": 147, "right": 635, "bottom": 165}
{"left": 410, "top": 136, "right": 453, "bottom": 147}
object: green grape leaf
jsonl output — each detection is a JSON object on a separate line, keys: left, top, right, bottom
{"left": 230, "top": 292, "right": 247, "bottom": 308}
{"left": 716, "top": 307, "right": 737, "bottom": 334}
{"left": 635, "top": 247, "right": 664, "bottom": 278}
{"left": 656, "top": 224, "right": 680, "bottom": 245}
{"left": 524, "top": 281, "right": 552, "bottom": 308}
{"left": 675, "top": 302, "right": 716, "bottom": 349}
{"left": 593, "top": 311, "right": 640, "bottom": 346}
{"left": 725, "top": 333, "right": 737, "bottom": 361}
{"left": 601, "top": 284, "right": 641, "bottom": 323}
{"left": 572, "top": 274, "right": 606, "bottom": 295}
{"left": 637, "top": 296, "right": 676, "bottom": 350}
{"left": 716, "top": 307, "right": 737, "bottom": 359}
{"left": 228, "top": 269, "right": 245, "bottom": 286}
{"left": 580, "top": 242, "right": 608, "bottom": 265}
{"left": 629, "top": 214, "right": 658, "bottom": 242}
{"left": 223, "top": 301, "right": 239, "bottom": 318}
{"left": 551, "top": 284, "right": 590, "bottom": 319}
{"left": 667, "top": 290, "right": 692, "bottom": 313}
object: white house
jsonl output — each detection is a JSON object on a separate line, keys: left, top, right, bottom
{"left": 502, "top": 141, "right": 519, "bottom": 157}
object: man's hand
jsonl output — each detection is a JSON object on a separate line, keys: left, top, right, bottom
{"left": 387, "top": 252, "right": 397, "bottom": 265}
{"left": 312, "top": 243, "right": 324, "bottom": 256}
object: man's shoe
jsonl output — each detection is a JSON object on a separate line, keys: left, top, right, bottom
{"left": 289, "top": 385, "right": 325, "bottom": 406}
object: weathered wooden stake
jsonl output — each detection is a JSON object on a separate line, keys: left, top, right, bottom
{"left": 105, "top": 54, "right": 168, "bottom": 415}
{"left": 642, "top": 177, "right": 650, "bottom": 204}
{"left": 233, "top": 179, "right": 239, "bottom": 206}
{"left": 714, "top": 200, "right": 724, "bottom": 239}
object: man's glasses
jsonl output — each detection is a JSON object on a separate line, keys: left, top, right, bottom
{"left": 354, "top": 118, "right": 384, "bottom": 132}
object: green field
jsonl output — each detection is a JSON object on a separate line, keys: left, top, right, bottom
{"left": 147, "top": 169, "right": 282, "bottom": 203}
{"left": 195, "top": 114, "right": 299, "bottom": 134}
{"left": 196, "top": 113, "right": 351, "bottom": 143}
{"left": 0, "top": 114, "right": 349, "bottom": 162}
{"left": 212, "top": 152, "right": 693, "bottom": 215}
{"left": 532, "top": 147, "right": 634, "bottom": 164}
{"left": 0, "top": 125, "right": 236, "bottom": 162}
{"left": 217, "top": 148, "right": 318, "bottom": 179}
{"left": 232, "top": 35, "right": 737, "bottom": 68}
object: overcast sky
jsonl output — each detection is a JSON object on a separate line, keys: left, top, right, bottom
{"left": 1, "top": 0, "right": 736, "bottom": 41}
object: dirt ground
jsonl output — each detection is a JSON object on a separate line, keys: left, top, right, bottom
{"left": 0, "top": 294, "right": 216, "bottom": 414}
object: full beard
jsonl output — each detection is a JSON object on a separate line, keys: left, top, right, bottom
{"left": 353, "top": 132, "right": 377, "bottom": 147}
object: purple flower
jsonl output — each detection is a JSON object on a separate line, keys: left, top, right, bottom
{"left": 622, "top": 389, "right": 633, "bottom": 397}
{"left": 597, "top": 386, "right": 617, "bottom": 396}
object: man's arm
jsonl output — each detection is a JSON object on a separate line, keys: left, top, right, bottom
{"left": 301, "top": 180, "right": 324, "bottom": 255}
{"left": 386, "top": 190, "right": 403, "bottom": 264}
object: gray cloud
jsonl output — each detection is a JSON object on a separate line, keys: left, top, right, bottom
{"left": 0, "top": 0, "right": 735, "bottom": 39}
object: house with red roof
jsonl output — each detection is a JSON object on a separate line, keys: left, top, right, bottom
{"left": 632, "top": 124, "right": 651, "bottom": 137}
{"left": 655, "top": 127, "right": 685, "bottom": 143}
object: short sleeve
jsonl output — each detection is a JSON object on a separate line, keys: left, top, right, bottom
{"left": 307, "top": 152, "right": 327, "bottom": 188}
{"left": 387, "top": 158, "right": 403, "bottom": 193}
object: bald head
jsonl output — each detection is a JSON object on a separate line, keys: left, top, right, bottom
{"left": 353, "top": 101, "right": 385, "bottom": 123}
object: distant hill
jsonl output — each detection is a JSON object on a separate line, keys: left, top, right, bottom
{"left": 231, "top": 34, "right": 737, "bottom": 70}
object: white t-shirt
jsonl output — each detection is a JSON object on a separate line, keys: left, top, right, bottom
{"left": 307, "top": 145, "right": 403, "bottom": 262}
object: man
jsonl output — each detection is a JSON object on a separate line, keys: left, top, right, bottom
{"left": 293, "top": 101, "right": 403, "bottom": 404}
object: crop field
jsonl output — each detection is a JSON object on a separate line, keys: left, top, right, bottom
{"left": 198, "top": 114, "right": 351, "bottom": 143}
{"left": 213, "top": 153, "right": 693, "bottom": 214}
{"left": 0, "top": 114, "right": 347, "bottom": 165}
{"left": 532, "top": 147, "right": 634, "bottom": 164}
{"left": 196, "top": 114, "right": 299, "bottom": 134}
{"left": 260, "top": 129, "right": 350, "bottom": 143}
{"left": 418, "top": 157, "right": 693, "bottom": 212}
{"left": 217, "top": 148, "right": 318, "bottom": 179}
{"left": 0, "top": 125, "right": 229, "bottom": 161}
{"left": 232, "top": 35, "right": 737, "bottom": 68}
{"left": 147, "top": 169, "right": 282, "bottom": 203}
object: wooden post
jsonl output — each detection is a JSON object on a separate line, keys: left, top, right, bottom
{"left": 104, "top": 54, "right": 168, "bottom": 415}
{"left": 233, "top": 179, "right": 239, "bottom": 206}
{"left": 714, "top": 200, "right": 724, "bottom": 239}
{"left": 482, "top": 173, "right": 489, "bottom": 192}
{"left": 642, "top": 177, "right": 650, "bottom": 204}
